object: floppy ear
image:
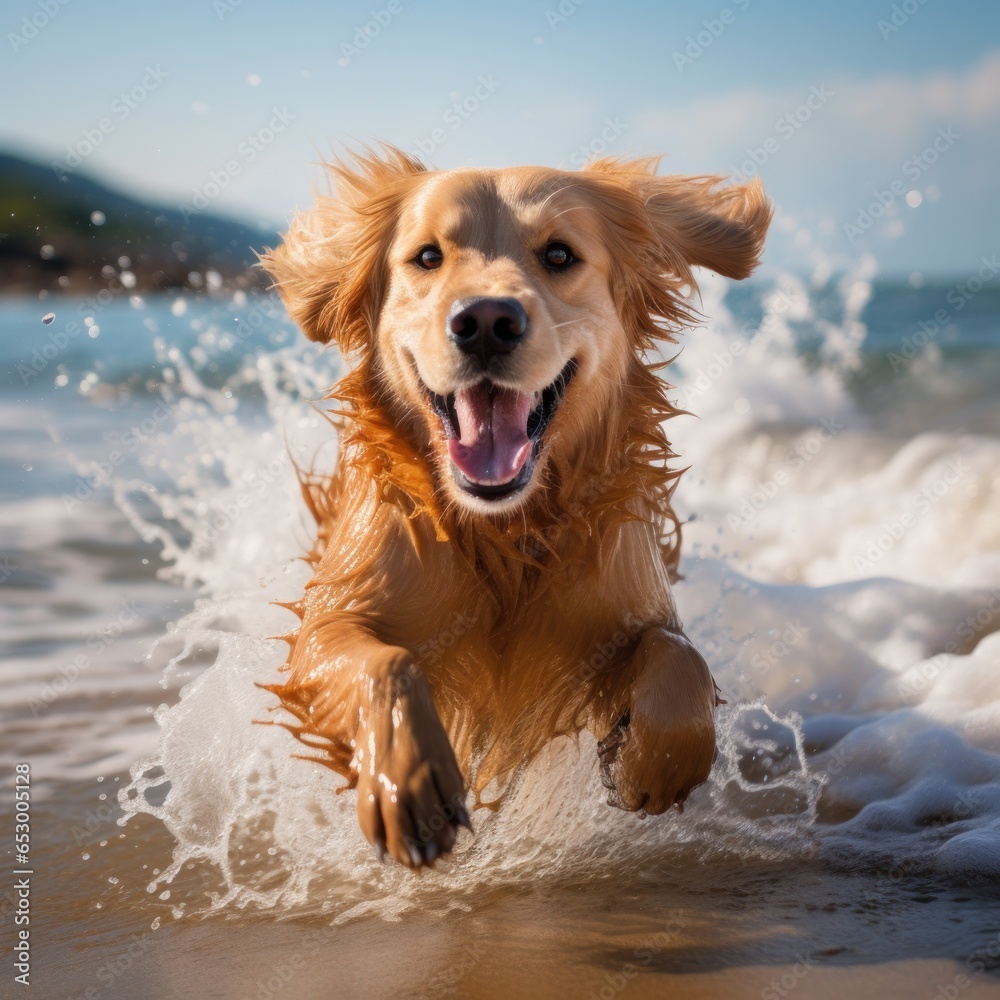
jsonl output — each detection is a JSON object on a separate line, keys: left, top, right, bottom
{"left": 259, "top": 145, "right": 427, "bottom": 351}
{"left": 587, "top": 157, "right": 772, "bottom": 281}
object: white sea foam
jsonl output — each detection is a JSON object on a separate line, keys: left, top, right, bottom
{"left": 115, "top": 270, "right": 1000, "bottom": 917}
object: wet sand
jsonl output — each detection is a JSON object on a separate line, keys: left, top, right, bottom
{"left": 24, "top": 775, "right": 1000, "bottom": 1000}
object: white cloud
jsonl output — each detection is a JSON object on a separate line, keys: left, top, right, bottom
{"left": 835, "top": 50, "right": 1000, "bottom": 136}
{"left": 631, "top": 49, "right": 1000, "bottom": 172}
{"left": 618, "top": 52, "right": 1000, "bottom": 274}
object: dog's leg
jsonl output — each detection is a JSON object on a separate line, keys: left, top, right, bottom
{"left": 597, "top": 627, "right": 718, "bottom": 814}
{"left": 347, "top": 641, "right": 470, "bottom": 867}
{"left": 281, "top": 622, "right": 470, "bottom": 868}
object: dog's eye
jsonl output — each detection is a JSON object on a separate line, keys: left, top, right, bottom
{"left": 543, "top": 242, "right": 575, "bottom": 270}
{"left": 415, "top": 246, "right": 444, "bottom": 270}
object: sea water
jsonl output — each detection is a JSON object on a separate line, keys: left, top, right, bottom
{"left": 3, "top": 266, "right": 1000, "bottom": 988}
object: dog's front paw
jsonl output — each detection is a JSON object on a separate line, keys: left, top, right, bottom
{"left": 355, "top": 672, "right": 470, "bottom": 869}
{"left": 598, "top": 630, "right": 717, "bottom": 815}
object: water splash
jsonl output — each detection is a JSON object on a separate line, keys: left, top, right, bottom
{"left": 113, "top": 269, "right": 1000, "bottom": 917}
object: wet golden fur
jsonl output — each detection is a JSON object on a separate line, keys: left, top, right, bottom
{"left": 260, "top": 147, "right": 771, "bottom": 868}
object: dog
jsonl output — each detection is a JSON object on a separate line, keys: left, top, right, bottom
{"left": 260, "top": 146, "right": 770, "bottom": 869}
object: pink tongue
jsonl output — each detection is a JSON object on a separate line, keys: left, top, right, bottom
{"left": 448, "top": 383, "right": 534, "bottom": 486}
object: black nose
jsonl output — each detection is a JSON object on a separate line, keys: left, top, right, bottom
{"left": 447, "top": 297, "right": 528, "bottom": 363}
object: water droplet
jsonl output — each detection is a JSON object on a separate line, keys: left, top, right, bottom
{"left": 90, "top": 210, "right": 106, "bottom": 226}
{"left": 41, "top": 312, "right": 55, "bottom": 325}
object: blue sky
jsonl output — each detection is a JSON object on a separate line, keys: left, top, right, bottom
{"left": 3, "top": 0, "right": 998, "bottom": 277}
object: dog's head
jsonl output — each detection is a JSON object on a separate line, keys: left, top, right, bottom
{"left": 263, "top": 147, "right": 770, "bottom": 516}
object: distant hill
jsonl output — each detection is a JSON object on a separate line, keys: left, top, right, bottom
{"left": 0, "top": 152, "right": 278, "bottom": 293}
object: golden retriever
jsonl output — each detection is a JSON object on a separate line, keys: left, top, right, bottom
{"left": 260, "top": 146, "right": 771, "bottom": 869}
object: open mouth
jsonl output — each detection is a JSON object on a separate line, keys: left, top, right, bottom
{"left": 426, "top": 359, "right": 577, "bottom": 501}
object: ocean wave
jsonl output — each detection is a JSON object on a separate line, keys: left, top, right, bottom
{"left": 15, "top": 261, "right": 993, "bottom": 914}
